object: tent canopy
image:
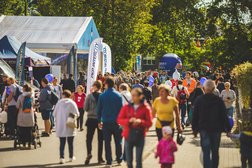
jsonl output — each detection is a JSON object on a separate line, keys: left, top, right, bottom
{"left": 0, "top": 35, "right": 51, "bottom": 65}
{"left": 0, "top": 15, "right": 100, "bottom": 54}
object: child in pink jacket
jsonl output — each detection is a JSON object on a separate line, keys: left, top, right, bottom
{"left": 155, "top": 126, "right": 178, "bottom": 168}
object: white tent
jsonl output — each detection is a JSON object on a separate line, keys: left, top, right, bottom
{"left": 0, "top": 15, "right": 100, "bottom": 54}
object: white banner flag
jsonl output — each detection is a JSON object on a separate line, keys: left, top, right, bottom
{"left": 102, "top": 42, "right": 112, "bottom": 75}
{"left": 86, "top": 38, "right": 103, "bottom": 95}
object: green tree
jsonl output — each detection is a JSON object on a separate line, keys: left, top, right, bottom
{"left": 0, "top": 0, "right": 24, "bottom": 15}
{"left": 3, "top": 0, "right": 252, "bottom": 71}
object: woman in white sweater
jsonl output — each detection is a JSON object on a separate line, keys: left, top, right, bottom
{"left": 53, "top": 90, "right": 79, "bottom": 164}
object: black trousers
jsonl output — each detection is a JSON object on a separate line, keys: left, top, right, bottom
{"left": 18, "top": 127, "right": 33, "bottom": 143}
{"left": 77, "top": 108, "right": 84, "bottom": 129}
{"left": 86, "top": 118, "right": 103, "bottom": 160}
{"left": 7, "top": 106, "right": 18, "bottom": 136}
{"left": 240, "top": 133, "right": 252, "bottom": 168}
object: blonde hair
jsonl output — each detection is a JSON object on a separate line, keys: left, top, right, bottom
{"left": 224, "top": 82, "right": 231, "bottom": 87}
{"left": 158, "top": 84, "right": 171, "bottom": 94}
{"left": 77, "top": 85, "right": 84, "bottom": 92}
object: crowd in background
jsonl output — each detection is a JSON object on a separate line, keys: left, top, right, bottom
{"left": 0, "top": 67, "right": 251, "bottom": 168}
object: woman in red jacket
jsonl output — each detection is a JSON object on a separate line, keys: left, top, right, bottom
{"left": 117, "top": 88, "right": 152, "bottom": 168}
{"left": 72, "top": 85, "right": 86, "bottom": 131}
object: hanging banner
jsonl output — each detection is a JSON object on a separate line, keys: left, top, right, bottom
{"left": 86, "top": 38, "right": 103, "bottom": 95}
{"left": 136, "top": 55, "right": 142, "bottom": 72}
{"left": 66, "top": 46, "right": 78, "bottom": 85}
{"left": 102, "top": 42, "right": 112, "bottom": 75}
{"left": 67, "top": 46, "right": 75, "bottom": 75}
{"left": 15, "top": 42, "right": 26, "bottom": 84}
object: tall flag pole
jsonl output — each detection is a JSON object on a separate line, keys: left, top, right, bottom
{"left": 86, "top": 38, "right": 103, "bottom": 95}
{"left": 16, "top": 42, "right": 26, "bottom": 85}
{"left": 102, "top": 42, "right": 112, "bottom": 75}
{"left": 73, "top": 47, "right": 77, "bottom": 86}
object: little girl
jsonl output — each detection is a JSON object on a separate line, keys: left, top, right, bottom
{"left": 155, "top": 126, "right": 178, "bottom": 168}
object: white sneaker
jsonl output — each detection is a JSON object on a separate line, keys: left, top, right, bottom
{"left": 59, "top": 158, "right": 65, "bottom": 164}
{"left": 69, "top": 156, "right": 76, "bottom": 162}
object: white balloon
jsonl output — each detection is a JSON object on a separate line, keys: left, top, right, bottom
{"left": 172, "top": 69, "right": 180, "bottom": 80}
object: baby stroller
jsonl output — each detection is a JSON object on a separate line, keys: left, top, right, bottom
{"left": 14, "top": 112, "right": 42, "bottom": 149}
{"left": 0, "top": 107, "right": 7, "bottom": 138}
{"left": 0, "top": 122, "right": 5, "bottom": 137}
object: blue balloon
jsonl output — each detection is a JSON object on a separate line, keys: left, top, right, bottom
{"left": 149, "top": 76, "right": 154, "bottom": 87}
{"left": 200, "top": 77, "right": 207, "bottom": 86}
{"left": 229, "top": 117, "right": 234, "bottom": 128}
{"left": 45, "top": 74, "right": 54, "bottom": 83}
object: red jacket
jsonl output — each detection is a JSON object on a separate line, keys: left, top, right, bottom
{"left": 117, "top": 103, "right": 152, "bottom": 139}
{"left": 74, "top": 92, "right": 86, "bottom": 108}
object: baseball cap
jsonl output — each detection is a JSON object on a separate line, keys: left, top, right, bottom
{"left": 162, "top": 126, "right": 172, "bottom": 135}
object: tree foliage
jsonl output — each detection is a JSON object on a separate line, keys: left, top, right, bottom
{"left": 1, "top": 0, "right": 252, "bottom": 70}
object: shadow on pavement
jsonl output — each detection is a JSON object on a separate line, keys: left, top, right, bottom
{"left": 0, "top": 147, "right": 16, "bottom": 152}
{"left": 189, "top": 137, "right": 239, "bottom": 149}
{"left": 6, "top": 162, "right": 123, "bottom": 168}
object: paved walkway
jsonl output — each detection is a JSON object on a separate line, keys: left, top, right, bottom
{"left": 143, "top": 127, "right": 241, "bottom": 168}
{"left": 0, "top": 116, "right": 241, "bottom": 168}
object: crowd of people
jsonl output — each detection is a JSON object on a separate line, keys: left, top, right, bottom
{"left": 0, "top": 68, "right": 251, "bottom": 168}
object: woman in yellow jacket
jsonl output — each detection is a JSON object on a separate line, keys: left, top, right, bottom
{"left": 152, "top": 84, "right": 182, "bottom": 141}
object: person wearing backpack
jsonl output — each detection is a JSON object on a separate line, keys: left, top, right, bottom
{"left": 172, "top": 80, "right": 189, "bottom": 128}
{"left": 6, "top": 77, "right": 20, "bottom": 137}
{"left": 39, "top": 78, "right": 54, "bottom": 137}
{"left": 16, "top": 84, "right": 34, "bottom": 148}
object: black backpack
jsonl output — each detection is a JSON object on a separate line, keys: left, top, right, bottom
{"left": 50, "top": 90, "right": 59, "bottom": 106}
{"left": 14, "top": 85, "right": 22, "bottom": 101}
{"left": 47, "top": 88, "right": 59, "bottom": 106}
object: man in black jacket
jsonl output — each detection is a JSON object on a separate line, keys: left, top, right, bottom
{"left": 192, "top": 79, "right": 231, "bottom": 168}
{"left": 65, "top": 74, "right": 75, "bottom": 93}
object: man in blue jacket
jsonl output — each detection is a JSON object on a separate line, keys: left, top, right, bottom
{"left": 97, "top": 76, "right": 123, "bottom": 167}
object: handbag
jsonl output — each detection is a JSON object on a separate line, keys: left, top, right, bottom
{"left": 127, "top": 105, "right": 144, "bottom": 145}
{"left": 176, "top": 133, "right": 185, "bottom": 145}
{"left": 0, "top": 110, "right": 7, "bottom": 124}
{"left": 66, "top": 113, "right": 77, "bottom": 129}
{"left": 128, "top": 128, "right": 144, "bottom": 145}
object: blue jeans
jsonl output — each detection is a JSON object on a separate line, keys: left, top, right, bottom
{"left": 59, "top": 136, "right": 74, "bottom": 159}
{"left": 50, "top": 110, "right": 54, "bottom": 129}
{"left": 125, "top": 137, "right": 145, "bottom": 168}
{"left": 200, "top": 130, "right": 221, "bottom": 168}
{"left": 227, "top": 107, "right": 234, "bottom": 119}
{"left": 102, "top": 122, "right": 122, "bottom": 164}
{"left": 179, "top": 104, "right": 187, "bottom": 124}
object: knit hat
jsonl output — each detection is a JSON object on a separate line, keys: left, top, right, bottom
{"left": 162, "top": 126, "right": 172, "bottom": 135}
